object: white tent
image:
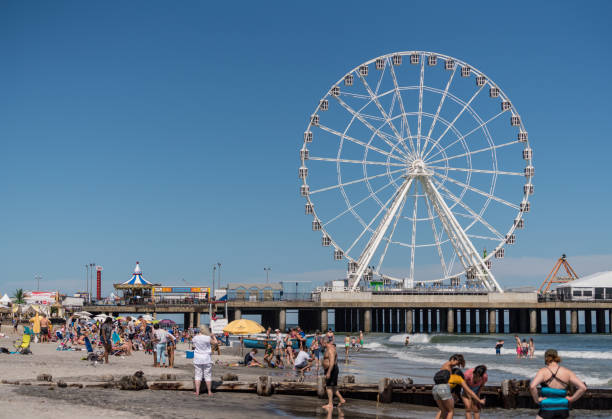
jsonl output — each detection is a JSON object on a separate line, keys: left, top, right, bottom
{"left": 557, "top": 271, "right": 612, "bottom": 301}
{"left": 0, "top": 294, "right": 11, "bottom": 306}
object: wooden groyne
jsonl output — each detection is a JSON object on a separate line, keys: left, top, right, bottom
{"left": 4, "top": 374, "right": 612, "bottom": 410}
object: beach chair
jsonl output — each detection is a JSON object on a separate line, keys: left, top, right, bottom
{"left": 12, "top": 334, "right": 31, "bottom": 354}
{"left": 84, "top": 336, "right": 103, "bottom": 365}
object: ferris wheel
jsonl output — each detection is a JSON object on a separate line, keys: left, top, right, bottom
{"left": 299, "top": 51, "right": 534, "bottom": 293}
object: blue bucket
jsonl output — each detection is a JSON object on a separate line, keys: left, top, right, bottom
{"left": 186, "top": 350, "right": 194, "bottom": 359}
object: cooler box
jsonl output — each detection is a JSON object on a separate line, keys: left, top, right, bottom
{"left": 186, "top": 350, "right": 194, "bottom": 359}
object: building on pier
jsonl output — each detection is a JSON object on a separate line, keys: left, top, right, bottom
{"left": 557, "top": 271, "right": 612, "bottom": 301}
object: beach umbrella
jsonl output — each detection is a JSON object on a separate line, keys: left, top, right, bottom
{"left": 223, "top": 319, "right": 265, "bottom": 335}
{"left": 159, "top": 319, "right": 175, "bottom": 326}
{"left": 93, "top": 314, "right": 110, "bottom": 322}
{"left": 73, "top": 311, "right": 92, "bottom": 317}
{"left": 141, "top": 314, "right": 153, "bottom": 321}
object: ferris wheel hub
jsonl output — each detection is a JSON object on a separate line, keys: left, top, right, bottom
{"left": 408, "top": 159, "right": 432, "bottom": 177}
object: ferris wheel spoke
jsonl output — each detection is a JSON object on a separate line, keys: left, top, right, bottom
{"left": 318, "top": 124, "right": 406, "bottom": 163}
{"left": 416, "top": 57, "right": 425, "bottom": 155}
{"left": 387, "top": 60, "right": 417, "bottom": 155}
{"left": 340, "top": 91, "right": 371, "bottom": 100}
{"left": 424, "top": 110, "right": 506, "bottom": 162}
{"left": 433, "top": 171, "right": 520, "bottom": 210}
{"left": 425, "top": 66, "right": 457, "bottom": 151}
{"left": 345, "top": 184, "right": 400, "bottom": 255}
{"left": 310, "top": 168, "right": 405, "bottom": 195}
{"left": 357, "top": 72, "right": 405, "bottom": 150}
{"left": 430, "top": 165, "right": 522, "bottom": 176}
{"left": 427, "top": 140, "right": 520, "bottom": 166}
{"left": 409, "top": 182, "right": 419, "bottom": 280}
{"left": 467, "top": 234, "right": 501, "bottom": 241}
{"left": 309, "top": 156, "right": 405, "bottom": 167}
{"left": 424, "top": 192, "right": 449, "bottom": 278}
{"left": 421, "top": 84, "right": 486, "bottom": 160}
{"left": 333, "top": 95, "right": 410, "bottom": 159}
{"left": 433, "top": 179, "right": 504, "bottom": 240}
{"left": 376, "top": 192, "right": 408, "bottom": 272}
{"left": 323, "top": 175, "right": 403, "bottom": 228}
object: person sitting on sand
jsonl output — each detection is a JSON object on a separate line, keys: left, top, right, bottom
{"left": 263, "top": 341, "right": 275, "bottom": 367}
{"left": 245, "top": 348, "right": 263, "bottom": 367}
{"left": 112, "top": 332, "right": 133, "bottom": 356}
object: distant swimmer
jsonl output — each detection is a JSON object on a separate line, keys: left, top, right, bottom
{"left": 405, "top": 336, "right": 410, "bottom": 346}
{"left": 495, "top": 340, "right": 504, "bottom": 356}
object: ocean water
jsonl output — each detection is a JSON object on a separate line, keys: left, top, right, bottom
{"left": 335, "top": 333, "right": 612, "bottom": 387}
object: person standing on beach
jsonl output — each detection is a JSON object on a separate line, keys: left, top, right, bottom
{"left": 529, "top": 338, "right": 535, "bottom": 359}
{"left": 153, "top": 323, "right": 175, "bottom": 367}
{"left": 358, "top": 330, "right": 364, "bottom": 351}
{"left": 462, "top": 365, "right": 488, "bottom": 419}
{"left": 193, "top": 326, "right": 217, "bottom": 396}
{"left": 40, "top": 315, "right": 50, "bottom": 343}
{"left": 529, "top": 349, "right": 586, "bottom": 419}
{"left": 321, "top": 340, "right": 345, "bottom": 410}
{"left": 100, "top": 317, "right": 113, "bottom": 364}
{"left": 326, "top": 329, "right": 335, "bottom": 345}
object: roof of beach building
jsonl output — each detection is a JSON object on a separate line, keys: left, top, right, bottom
{"left": 557, "top": 271, "right": 612, "bottom": 288}
{"left": 227, "top": 282, "right": 283, "bottom": 291}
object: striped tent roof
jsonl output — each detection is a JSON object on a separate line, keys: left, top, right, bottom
{"left": 121, "top": 262, "right": 152, "bottom": 286}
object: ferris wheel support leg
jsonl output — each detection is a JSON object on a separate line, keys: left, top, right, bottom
{"left": 420, "top": 177, "right": 504, "bottom": 293}
{"left": 348, "top": 178, "right": 413, "bottom": 291}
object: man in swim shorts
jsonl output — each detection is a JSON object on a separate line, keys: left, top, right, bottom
{"left": 321, "top": 340, "right": 345, "bottom": 410}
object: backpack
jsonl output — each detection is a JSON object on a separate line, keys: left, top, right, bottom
{"left": 434, "top": 369, "right": 450, "bottom": 385}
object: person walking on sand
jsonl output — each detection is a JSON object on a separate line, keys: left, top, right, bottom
{"left": 193, "top": 326, "right": 217, "bottom": 396}
{"left": 529, "top": 349, "right": 586, "bottom": 419}
{"left": 321, "top": 340, "right": 346, "bottom": 410}
{"left": 100, "top": 317, "right": 113, "bottom": 364}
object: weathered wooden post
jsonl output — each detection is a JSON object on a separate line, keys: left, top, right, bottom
{"left": 256, "top": 376, "right": 272, "bottom": 396}
{"left": 317, "top": 375, "right": 326, "bottom": 398}
{"left": 378, "top": 377, "right": 392, "bottom": 403}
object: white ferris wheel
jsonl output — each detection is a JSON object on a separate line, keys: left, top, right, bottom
{"left": 299, "top": 51, "right": 534, "bottom": 293}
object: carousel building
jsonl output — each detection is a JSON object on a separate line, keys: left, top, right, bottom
{"left": 114, "top": 262, "right": 159, "bottom": 304}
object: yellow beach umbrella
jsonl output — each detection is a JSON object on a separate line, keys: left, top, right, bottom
{"left": 223, "top": 319, "right": 265, "bottom": 335}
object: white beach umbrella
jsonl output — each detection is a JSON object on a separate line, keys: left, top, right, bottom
{"left": 141, "top": 314, "right": 153, "bottom": 321}
{"left": 73, "top": 311, "right": 92, "bottom": 317}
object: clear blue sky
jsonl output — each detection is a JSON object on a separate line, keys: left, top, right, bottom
{"left": 1, "top": 0, "right": 611, "bottom": 296}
